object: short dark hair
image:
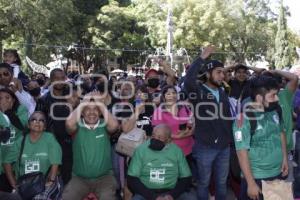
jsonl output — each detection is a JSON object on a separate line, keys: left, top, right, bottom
{"left": 160, "top": 85, "right": 177, "bottom": 103}
{"left": 0, "top": 63, "right": 13, "bottom": 74}
{"left": 29, "top": 111, "right": 46, "bottom": 122}
{"left": 250, "top": 75, "right": 279, "bottom": 101}
{"left": 3, "top": 49, "right": 22, "bottom": 66}
{"left": 0, "top": 88, "right": 20, "bottom": 112}
{"left": 50, "top": 68, "right": 64, "bottom": 80}
{"left": 234, "top": 64, "right": 248, "bottom": 73}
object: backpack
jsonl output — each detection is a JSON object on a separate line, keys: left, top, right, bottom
{"left": 242, "top": 106, "right": 283, "bottom": 145}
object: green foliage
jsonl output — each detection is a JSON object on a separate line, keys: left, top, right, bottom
{"left": 0, "top": 0, "right": 299, "bottom": 74}
{"left": 88, "top": 0, "right": 150, "bottom": 68}
{"left": 0, "top": 0, "right": 77, "bottom": 73}
{"left": 274, "top": 1, "right": 292, "bottom": 68}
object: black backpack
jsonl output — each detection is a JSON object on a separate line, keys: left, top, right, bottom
{"left": 244, "top": 106, "right": 283, "bottom": 145}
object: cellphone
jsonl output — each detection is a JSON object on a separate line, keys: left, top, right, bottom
{"left": 179, "top": 123, "right": 187, "bottom": 130}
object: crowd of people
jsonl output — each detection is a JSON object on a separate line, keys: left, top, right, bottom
{"left": 0, "top": 45, "right": 299, "bottom": 200}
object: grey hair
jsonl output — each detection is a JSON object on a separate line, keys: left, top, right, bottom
{"left": 29, "top": 111, "right": 46, "bottom": 122}
{"left": 153, "top": 124, "right": 172, "bottom": 139}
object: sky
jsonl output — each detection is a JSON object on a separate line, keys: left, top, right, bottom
{"left": 271, "top": 0, "right": 300, "bottom": 33}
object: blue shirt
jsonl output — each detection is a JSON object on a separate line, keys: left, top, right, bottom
{"left": 203, "top": 84, "right": 220, "bottom": 102}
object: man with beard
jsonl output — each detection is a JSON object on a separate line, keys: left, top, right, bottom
{"left": 233, "top": 76, "right": 289, "bottom": 200}
{"left": 184, "top": 46, "right": 233, "bottom": 200}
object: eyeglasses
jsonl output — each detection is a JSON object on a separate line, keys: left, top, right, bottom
{"left": 0, "top": 72, "right": 10, "bottom": 77}
{"left": 30, "top": 118, "right": 46, "bottom": 123}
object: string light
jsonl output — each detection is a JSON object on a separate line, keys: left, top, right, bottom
{"left": 21, "top": 43, "right": 265, "bottom": 55}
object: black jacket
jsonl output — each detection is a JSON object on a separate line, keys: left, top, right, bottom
{"left": 184, "top": 57, "right": 233, "bottom": 148}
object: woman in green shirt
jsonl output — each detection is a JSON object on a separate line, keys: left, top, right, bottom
{"left": 4, "top": 111, "right": 62, "bottom": 199}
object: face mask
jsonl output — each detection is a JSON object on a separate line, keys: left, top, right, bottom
{"left": 264, "top": 101, "right": 279, "bottom": 112}
{"left": 29, "top": 87, "right": 41, "bottom": 97}
{"left": 96, "top": 82, "right": 106, "bottom": 93}
{"left": 149, "top": 138, "right": 165, "bottom": 151}
{"left": 147, "top": 78, "right": 160, "bottom": 88}
{"left": 36, "top": 78, "right": 45, "bottom": 86}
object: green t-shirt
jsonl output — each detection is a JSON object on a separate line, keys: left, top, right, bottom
{"left": 72, "top": 120, "right": 112, "bottom": 179}
{"left": 278, "top": 87, "right": 294, "bottom": 151}
{"left": 4, "top": 132, "right": 62, "bottom": 177}
{"left": 233, "top": 111, "right": 284, "bottom": 179}
{"left": 0, "top": 112, "right": 12, "bottom": 174}
{"left": 128, "top": 140, "right": 191, "bottom": 189}
{"left": 1, "top": 105, "right": 28, "bottom": 155}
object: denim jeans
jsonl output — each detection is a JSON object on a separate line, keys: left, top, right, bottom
{"left": 192, "top": 142, "right": 230, "bottom": 200}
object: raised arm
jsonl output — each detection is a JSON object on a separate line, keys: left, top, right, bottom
{"left": 184, "top": 45, "right": 215, "bottom": 93}
{"left": 121, "top": 104, "right": 144, "bottom": 133}
{"left": 99, "top": 105, "right": 119, "bottom": 134}
{"left": 271, "top": 70, "right": 299, "bottom": 93}
{"left": 159, "top": 60, "right": 176, "bottom": 78}
{"left": 65, "top": 94, "right": 93, "bottom": 134}
{"left": 93, "top": 92, "right": 119, "bottom": 134}
{"left": 65, "top": 105, "right": 81, "bottom": 134}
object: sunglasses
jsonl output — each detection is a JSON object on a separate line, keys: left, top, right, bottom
{"left": 0, "top": 72, "right": 10, "bottom": 77}
{"left": 30, "top": 118, "right": 46, "bottom": 123}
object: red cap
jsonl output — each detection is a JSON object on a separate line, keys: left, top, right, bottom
{"left": 145, "top": 68, "right": 159, "bottom": 78}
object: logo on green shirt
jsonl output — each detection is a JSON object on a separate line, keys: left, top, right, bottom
{"left": 25, "top": 160, "right": 40, "bottom": 174}
{"left": 150, "top": 168, "right": 165, "bottom": 184}
{"left": 1, "top": 129, "right": 15, "bottom": 146}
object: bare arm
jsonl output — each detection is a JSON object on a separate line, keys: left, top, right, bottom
{"left": 280, "top": 132, "right": 289, "bottom": 176}
{"left": 247, "top": 66, "right": 265, "bottom": 74}
{"left": 172, "top": 128, "right": 194, "bottom": 139}
{"left": 159, "top": 60, "right": 176, "bottom": 78}
{"left": 236, "top": 150, "right": 256, "bottom": 186}
{"left": 236, "top": 150, "right": 261, "bottom": 200}
{"left": 121, "top": 116, "right": 136, "bottom": 133}
{"left": 100, "top": 105, "right": 119, "bottom": 134}
{"left": 272, "top": 70, "right": 299, "bottom": 92}
{"left": 121, "top": 104, "right": 144, "bottom": 133}
{"left": 3, "top": 163, "right": 17, "bottom": 189}
{"left": 65, "top": 93, "right": 94, "bottom": 134}
{"left": 65, "top": 105, "right": 81, "bottom": 134}
{"left": 47, "top": 165, "right": 59, "bottom": 182}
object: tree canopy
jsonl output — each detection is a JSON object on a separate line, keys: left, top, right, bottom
{"left": 0, "top": 0, "right": 299, "bottom": 72}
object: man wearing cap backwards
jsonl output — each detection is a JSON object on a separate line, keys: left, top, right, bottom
{"left": 184, "top": 46, "right": 233, "bottom": 200}
{"left": 233, "top": 75, "right": 289, "bottom": 200}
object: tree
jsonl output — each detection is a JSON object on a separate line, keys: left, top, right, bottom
{"left": 132, "top": 0, "right": 278, "bottom": 63}
{"left": 0, "top": 0, "right": 77, "bottom": 68}
{"left": 88, "top": 0, "right": 150, "bottom": 69}
{"left": 274, "top": 0, "right": 292, "bottom": 68}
